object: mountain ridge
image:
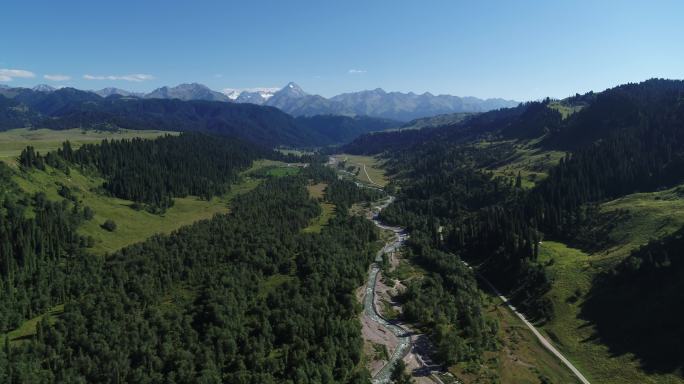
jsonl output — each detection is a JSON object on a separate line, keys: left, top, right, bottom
{"left": 259, "top": 82, "right": 518, "bottom": 121}
{"left": 145, "top": 83, "right": 230, "bottom": 102}
{"left": 0, "top": 86, "right": 398, "bottom": 147}
{"left": 1, "top": 82, "right": 517, "bottom": 121}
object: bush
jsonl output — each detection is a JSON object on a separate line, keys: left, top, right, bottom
{"left": 101, "top": 219, "right": 117, "bottom": 232}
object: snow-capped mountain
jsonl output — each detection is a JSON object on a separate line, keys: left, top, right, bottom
{"left": 32, "top": 84, "right": 57, "bottom": 92}
{"left": 221, "top": 87, "right": 279, "bottom": 105}
{"left": 6, "top": 81, "right": 519, "bottom": 121}
{"left": 254, "top": 83, "right": 519, "bottom": 121}
{"left": 222, "top": 89, "right": 242, "bottom": 100}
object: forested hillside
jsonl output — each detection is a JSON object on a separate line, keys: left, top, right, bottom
{"left": 345, "top": 79, "right": 684, "bottom": 378}
{"left": 1, "top": 133, "right": 270, "bottom": 332}
{"left": 0, "top": 162, "right": 92, "bottom": 332}
{"left": 1, "top": 165, "right": 382, "bottom": 382}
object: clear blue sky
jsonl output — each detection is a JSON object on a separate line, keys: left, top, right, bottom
{"left": 2, "top": 0, "right": 683, "bottom": 100}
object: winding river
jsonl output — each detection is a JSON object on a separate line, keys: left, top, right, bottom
{"left": 365, "top": 196, "right": 413, "bottom": 384}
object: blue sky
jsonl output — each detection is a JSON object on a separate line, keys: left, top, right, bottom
{"left": 2, "top": 0, "right": 683, "bottom": 100}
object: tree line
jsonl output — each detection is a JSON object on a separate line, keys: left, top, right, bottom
{"left": 19, "top": 133, "right": 267, "bottom": 211}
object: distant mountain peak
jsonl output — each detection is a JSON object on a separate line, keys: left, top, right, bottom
{"left": 95, "top": 87, "right": 142, "bottom": 98}
{"left": 32, "top": 84, "right": 56, "bottom": 92}
{"left": 176, "top": 83, "right": 210, "bottom": 90}
{"left": 39, "top": 80, "right": 518, "bottom": 121}
{"left": 145, "top": 83, "right": 229, "bottom": 102}
{"left": 281, "top": 82, "right": 307, "bottom": 97}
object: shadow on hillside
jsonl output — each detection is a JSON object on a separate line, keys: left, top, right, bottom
{"left": 580, "top": 271, "right": 684, "bottom": 375}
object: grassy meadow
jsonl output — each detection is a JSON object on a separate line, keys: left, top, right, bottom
{"left": 0, "top": 128, "right": 176, "bottom": 163}
{"left": 333, "top": 154, "right": 389, "bottom": 187}
{"left": 484, "top": 141, "right": 565, "bottom": 189}
{"left": 303, "top": 182, "right": 335, "bottom": 233}
{"left": 13, "top": 164, "right": 265, "bottom": 255}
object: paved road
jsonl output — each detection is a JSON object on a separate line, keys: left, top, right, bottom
{"left": 475, "top": 270, "right": 591, "bottom": 384}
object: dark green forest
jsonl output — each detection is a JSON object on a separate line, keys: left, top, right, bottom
{"left": 0, "top": 167, "right": 381, "bottom": 382}
{"left": 397, "top": 233, "right": 498, "bottom": 366}
{"left": 0, "top": 163, "right": 93, "bottom": 332}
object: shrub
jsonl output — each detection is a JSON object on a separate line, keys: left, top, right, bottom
{"left": 101, "top": 219, "right": 117, "bottom": 232}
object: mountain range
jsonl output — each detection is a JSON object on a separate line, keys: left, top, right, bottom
{"left": 144, "top": 83, "right": 230, "bottom": 102}
{"left": 223, "top": 87, "right": 279, "bottom": 104}
{"left": 16, "top": 82, "right": 518, "bottom": 122}
{"left": 0, "top": 86, "right": 397, "bottom": 148}
{"left": 94, "top": 87, "right": 144, "bottom": 98}
{"left": 232, "top": 82, "right": 519, "bottom": 121}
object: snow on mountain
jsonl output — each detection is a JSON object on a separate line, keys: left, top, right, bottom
{"left": 221, "top": 87, "right": 279, "bottom": 104}
{"left": 32, "top": 84, "right": 57, "bottom": 92}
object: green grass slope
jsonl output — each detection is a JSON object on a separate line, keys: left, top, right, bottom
{"left": 12, "top": 159, "right": 291, "bottom": 255}
{"left": 534, "top": 185, "right": 684, "bottom": 384}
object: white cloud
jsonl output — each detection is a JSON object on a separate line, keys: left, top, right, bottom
{"left": 0, "top": 68, "right": 36, "bottom": 81}
{"left": 44, "top": 74, "right": 71, "bottom": 81}
{"left": 83, "top": 73, "right": 154, "bottom": 82}
{"left": 348, "top": 69, "right": 367, "bottom": 74}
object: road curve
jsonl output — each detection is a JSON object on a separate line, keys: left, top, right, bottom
{"left": 475, "top": 272, "right": 591, "bottom": 384}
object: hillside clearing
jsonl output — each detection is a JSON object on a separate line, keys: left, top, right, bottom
{"left": 1, "top": 304, "right": 65, "bottom": 344}
{"left": 302, "top": 202, "right": 335, "bottom": 233}
{"left": 306, "top": 182, "right": 328, "bottom": 199}
{"left": 332, "top": 153, "right": 389, "bottom": 187}
{"left": 483, "top": 141, "right": 564, "bottom": 189}
{"left": 12, "top": 159, "right": 288, "bottom": 255}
